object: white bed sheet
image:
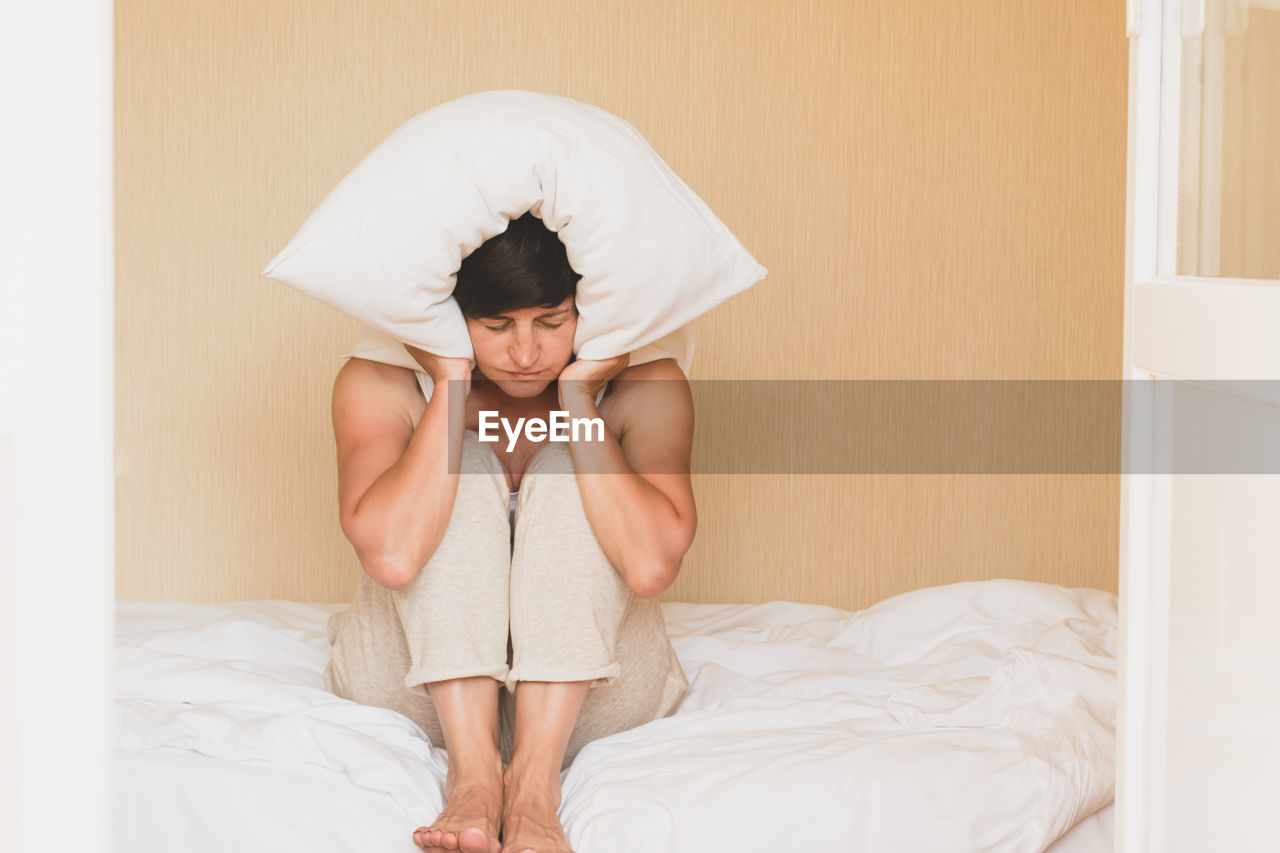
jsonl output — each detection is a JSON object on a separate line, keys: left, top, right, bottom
{"left": 1045, "top": 803, "right": 1114, "bottom": 853}
{"left": 115, "top": 751, "right": 1113, "bottom": 853}
{"left": 116, "top": 579, "right": 1117, "bottom": 852}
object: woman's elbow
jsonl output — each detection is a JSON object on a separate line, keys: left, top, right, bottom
{"left": 343, "top": 518, "right": 429, "bottom": 591}
{"left": 628, "top": 529, "right": 693, "bottom": 598}
{"left": 627, "top": 561, "right": 679, "bottom": 599}
{"left": 371, "top": 561, "right": 420, "bottom": 592}
{"left": 346, "top": 529, "right": 421, "bottom": 591}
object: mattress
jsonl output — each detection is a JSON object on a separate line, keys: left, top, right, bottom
{"left": 116, "top": 579, "right": 1117, "bottom": 852}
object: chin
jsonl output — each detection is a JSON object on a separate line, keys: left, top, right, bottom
{"left": 496, "top": 378, "right": 553, "bottom": 398}
{"left": 479, "top": 367, "right": 554, "bottom": 398}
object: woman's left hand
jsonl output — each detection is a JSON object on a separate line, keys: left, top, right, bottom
{"left": 556, "top": 353, "right": 630, "bottom": 408}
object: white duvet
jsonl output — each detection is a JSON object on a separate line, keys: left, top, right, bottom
{"left": 115, "top": 579, "right": 1117, "bottom": 852}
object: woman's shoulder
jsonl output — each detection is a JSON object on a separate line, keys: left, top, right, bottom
{"left": 336, "top": 355, "right": 421, "bottom": 386}
{"left": 333, "top": 357, "right": 423, "bottom": 416}
{"left": 614, "top": 356, "right": 687, "bottom": 384}
{"left": 605, "top": 357, "right": 691, "bottom": 427}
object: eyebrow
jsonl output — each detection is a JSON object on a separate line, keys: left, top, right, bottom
{"left": 486, "top": 307, "right": 572, "bottom": 320}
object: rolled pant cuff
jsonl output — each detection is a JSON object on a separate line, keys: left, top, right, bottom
{"left": 403, "top": 663, "right": 511, "bottom": 693}
{"left": 503, "top": 661, "right": 621, "bottom": 694}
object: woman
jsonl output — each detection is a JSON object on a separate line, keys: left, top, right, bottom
{"left": 322, "top": 212, "right": 696, "bottom": 853}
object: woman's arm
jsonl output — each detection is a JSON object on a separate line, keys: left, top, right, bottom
{"left": 333, "top": 354, "right": 471, "bottom": 591}
{"left": 557, "top": 357, "right": 697, "bottom": 598}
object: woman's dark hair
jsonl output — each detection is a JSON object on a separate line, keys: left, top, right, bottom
{"left": 453, "top": 211, "right": 580, "bottom": 319}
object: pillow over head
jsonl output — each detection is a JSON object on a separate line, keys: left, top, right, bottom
{"left": 261, "top": 89, "right": 766, "bottom": 376}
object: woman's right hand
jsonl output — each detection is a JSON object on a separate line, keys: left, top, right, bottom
{"left": 404, "top": 345, "right": 474, "bottom": 397}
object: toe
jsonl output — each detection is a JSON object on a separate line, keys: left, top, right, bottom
{"left": 458, "top": 826, "right": 493, "bottom": 853}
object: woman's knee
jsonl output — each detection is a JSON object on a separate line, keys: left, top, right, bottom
{"left": 511, "top": 441, "right": 631, "bottom": 608}
{"left": 456, "top": 429, "right": 510, "bottom": 504}
{"left": 519, "top": 442, "right": 579, "bottom": 504}
{"left": 408, "top": 431, "right": 510, "bottom": 584}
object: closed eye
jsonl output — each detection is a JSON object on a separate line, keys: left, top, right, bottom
{"left": 483, "top": 321, "right": 564, "bottom": 332}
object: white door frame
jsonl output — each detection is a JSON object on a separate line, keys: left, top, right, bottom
{"left": 1118, "top": 1, "right": 1280, "bottom": 850}
{"left": 0, "top": 2, "right": 115, "bottom": 851}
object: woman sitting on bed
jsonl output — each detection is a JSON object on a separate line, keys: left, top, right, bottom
{"left": 322, "top": 212, "right": 695, "bottom": 853}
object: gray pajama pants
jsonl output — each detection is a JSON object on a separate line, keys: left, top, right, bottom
{"left": 323, "top": 429, "right": 690, "bottom": 769}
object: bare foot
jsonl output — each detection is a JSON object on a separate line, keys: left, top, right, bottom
{"left": 500, "top": 764, "right": 573, "bottom": 853}
{"left": 413, "top": 760, "right": 503, "bottom": 852}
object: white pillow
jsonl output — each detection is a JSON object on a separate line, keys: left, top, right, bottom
{"left": 262, "top": 89, "right": 767, "bottom": 376}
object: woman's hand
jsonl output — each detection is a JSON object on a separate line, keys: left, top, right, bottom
{"left": 404, "top": 344, "right": 474, "bottom": 398}
{"left": 556, "top": 353, "right": 630, "bottom": 408}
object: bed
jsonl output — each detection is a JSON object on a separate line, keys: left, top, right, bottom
{"left": 115, "top": 578, "right": 1117, "bottom": 852}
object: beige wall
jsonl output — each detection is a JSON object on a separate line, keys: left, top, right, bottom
{"left": 116, "top": 0, "right": 1128, "bottom": 606}
{"left": 1177, "top": 7, "right": 1280, "bottom": 279}
{"left": 1222, "top": 9, "right": 1280, "bottom": 279}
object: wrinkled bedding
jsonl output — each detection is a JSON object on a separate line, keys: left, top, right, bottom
{"left": 116, "top": 579, "right": 1116, "bottom": 852}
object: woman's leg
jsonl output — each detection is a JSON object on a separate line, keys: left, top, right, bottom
{"left": 415, "top": 677, "right": 505, "bottom": 853}
{"left": 499, "top": 442, "right": 691, "bottom": 852}
{"left": 324, "top": 429, "right": 512, "bottom": 852}
{"left": 402, "top": 431, "right": 512, "bottom": 852}
{"left": 500, "top": 680, "right": 590, "bottom": 853}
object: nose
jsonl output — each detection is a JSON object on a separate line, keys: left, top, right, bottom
{"left": 509, "top": 328, "right": 539, "bottom": 370}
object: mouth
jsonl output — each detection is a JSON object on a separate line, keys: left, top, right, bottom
{"left": 504, "top": 370, "right": 543, "bottom": 379}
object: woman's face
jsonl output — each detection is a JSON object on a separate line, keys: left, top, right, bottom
{"left": 465, "top": 296, "right": 578, "bottom": 399}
